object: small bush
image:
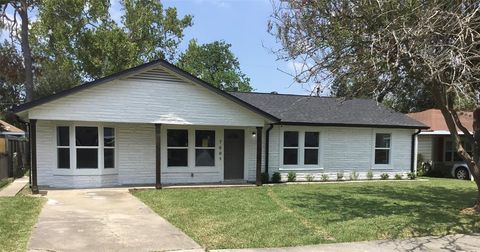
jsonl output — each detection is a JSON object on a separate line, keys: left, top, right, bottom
{"left": 336, "top": 171, "right": 344, "bottom": 181}
{"left": 261, "top": 172, "right": 269, "bottom": 184}
{"left": 287, "top": 172, "right": 297, "bottom": 182}
{"left": 394, "top": 174, "right": 403, "bottom": 180}
{"left": 367, "top": 170, "right": 374, "bottom": 180}
{"left": 271, "top": 172, "right": 281, "bottom": 183}
{"left": 305, "top": 174, "right": 314, "bottom": 182}
{"left": 407, "top": 172, "right": 416, "bottom": 180}
{"left": 349, "top": 170, "right": 359, "bottom": 180}
{"left": 380, "top": 173, "right": 389, "bottom": 180}
{"left": 321, "top": 174, "right": 329, "bottom": 181}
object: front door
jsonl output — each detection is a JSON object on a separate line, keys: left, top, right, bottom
{"left": 224, "top": 129, "right": 244, "bottom": 180}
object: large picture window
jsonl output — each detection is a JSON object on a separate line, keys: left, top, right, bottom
{"left": 57, "top": 126, "right": 70, "bottom": 169}
{"left": 304, "top": 132, "right": 319, "bottom": 165}
{"left": 375, "top": 133, "right": 391, "bottom": 164}
{"left": 195, "top": 130, "right": 215, "bottom": 166}
{"left": 445, "top": 139, "right": 473, "bottom": 162}
{"left": 167, "top": 129, "right": 188, "bottom": 166}
{"left": 283, "top": 131, "right": 299, "bottom": 165}
{"left": 75, "top": 127, "right": 99, "bottom": 169}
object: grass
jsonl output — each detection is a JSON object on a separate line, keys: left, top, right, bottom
{"left": 0, "top": 178, "right": 13, "bottom": 190}
{"left": 0, "top": 187, "right": 45, "bottom": 252}
{"left": 132, "top": 178, "right": 480, "bottom": 249}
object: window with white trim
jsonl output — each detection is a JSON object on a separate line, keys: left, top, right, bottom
{"left": 103, "top": 127, "right": 115, "bottom": 168}
{"left": 283, "top": 131, "right": 299, "bottom": 165}
{"left": 445, "top": 139, "right": 473, "bottom": 162}
{"left": 167, "top": 129, "right": 188, "bottom": 167}
{"left": 75, "top": 126, "right": 99, "bottom": 169}
{"left": 374, "top": 133, "right": 391, "bottom": 164}
{"left": 195, "top": 130, "right": 215, "bottom": 166}
{"left": 304, "top": 132, "right": 319, "bottom": 165}
{"left": 57, "top": 126, "right": 70, "bottom": 169}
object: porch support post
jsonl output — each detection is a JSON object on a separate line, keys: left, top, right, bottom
{"left": 155, "top": 124, "right": 162, "bottom": 189}
{"left": 29, "top": 119, "right": 38, "bottom": 194}
{"left": 256, "top": 127, "right": 263, "bottom": 186}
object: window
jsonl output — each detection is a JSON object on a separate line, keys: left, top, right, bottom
{"left": 195, "top": 130, "right": 215, "bottom": 166}
{"left": 283, "top": 131, "right": 299, "bottom": 165}
{"left": 304, "top": 132, "right": 319, "bottom": 165}
{"left": 75, "top": 126, "right": 98, "bottom": 169}
{"left": 445, "top": 139, "right": 473, "bottom": 162}
{"left": 167, "top": 129, "right": 188, "bottom": 166}
{"left": 375, "top": 133, "right": 391, "bottom": 164}
{"left": 104, "top": 128, "right": 115, "bottom": 168}
{"left": 57, "top": 126, "right": 70, "bottom": 169}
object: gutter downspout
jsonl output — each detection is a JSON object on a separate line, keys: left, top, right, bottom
{"left": 411, "top": 129, "right": 422, "bottom": 174}
{"left": 265, "top": 124, "right": 274, "bottom": 177}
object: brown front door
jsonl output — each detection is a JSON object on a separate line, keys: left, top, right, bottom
{"left": 224, "top": 129, "right": 244, "bottom": 180}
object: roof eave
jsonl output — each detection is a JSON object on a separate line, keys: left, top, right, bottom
{"left": 277, "top": 121, "right": 430, "bottom": 129}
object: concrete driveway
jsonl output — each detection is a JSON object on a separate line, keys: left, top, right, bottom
{"left": 28, "top": 188, "right": 202, "bottom": 252}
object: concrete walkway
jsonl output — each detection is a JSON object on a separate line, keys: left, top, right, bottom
{"left": 28, "top": 188, "right": 201, "bottom": 252}
{"left": 212, "top": 233, "right": 480, "bottom": 252}
{"left": 0, "top": 176, "right": 28, "bottom": 196}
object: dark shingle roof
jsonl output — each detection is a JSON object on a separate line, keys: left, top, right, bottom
{"left": 230, "top": 92, "right": 428, "bottom": 129}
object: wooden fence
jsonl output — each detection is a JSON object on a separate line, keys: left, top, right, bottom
{"left": 0, "top": 137, "right": 27, "bottom": 180}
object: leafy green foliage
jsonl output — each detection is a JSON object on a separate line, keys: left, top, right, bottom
{"left": 367, "top": 170, "right": 374, "bottom": 180}
{"left": 287, "top": 171, "right": 296, "bottom": 182}
{"left": 271, "top": 172, "right": 282, "bottom": 183}
{"left": 336, "top": 171, "right": 344, "bottom": 181}
{"left": 305, "top": 174, "right": 314, "bottom": 182}
{"left": 0, "top": 41, "right": 24, "bottom": 116}
{"left": 321, "top": 174, "right": 329, "bottom": 182}
{"left": 380, "top": 173, "right": 390, "bottom": 180}
{"left": 177, "top": 39, "right": 252, "bottom": 92}
{"left": 395, "top": 174, "right": 403, "bottom": 180}
{"left": 349, "top": 170, "right": 359, "bottom": 180}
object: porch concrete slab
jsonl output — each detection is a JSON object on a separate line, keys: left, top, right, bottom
{"left": 28, "top": 188, "right": 201, "bottom": 252}
{"left": 0, "top": 176, "right": 28, "bottom": 196}
{"left": 211, "top": 233, "right": 480, "bottom": 252}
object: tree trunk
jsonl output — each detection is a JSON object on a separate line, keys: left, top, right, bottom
{"left": 473, "top": 108, "right": 480, "bottom": 211}
{"left": 18, "top": 0, "right": 34, "bottom": 102}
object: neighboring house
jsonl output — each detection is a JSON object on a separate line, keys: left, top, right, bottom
{"left": 0, "top": 120, "right": 26, "bottom": 179}
{"left": 407, "top": 109, "right": 473, "bottom": 177}
{"left": 13, "top": 59, "right": 427, "bottom": 190}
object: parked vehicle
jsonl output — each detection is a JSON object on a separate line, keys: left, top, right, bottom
{"left": 451, "top": 163, "right": 471, "bottom": 180}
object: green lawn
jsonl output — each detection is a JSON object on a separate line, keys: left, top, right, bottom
{"left": 132, "top": 178, "right": 480, "bottom": 249}
{"left": 0, "top": 192, "right": 45, "bottom": 251}
{"left": 0, "top": 178, "right": 13, "bottom": 190}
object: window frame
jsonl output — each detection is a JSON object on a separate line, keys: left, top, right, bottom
{"left": 103, "top": 127, "right": 116, "bottom": 169}
{"left": 54, "top": 123, "right": 117, "bottom": 175}
{"left": 444, "top": 138, "right": 473, "bottom": 162}
{"left": 194, "top": 130, "right": 216, "bottom": 167}
{"left": 304, "top": 132, "right": 320, "bottom": 165}
{"left": 280, "top": 129, "right": 323, "bottom": 170}
{"left": 56, "top": 126, "right": 70, "bottom": 169}
{"left": 374, "top": 133, "right": 391, "bottom": 165}
{"left": 283, "top": 131, "right": 299, "bottom": 165}
{"left": 167, "top": 129, "right": 189, "bottom": 167}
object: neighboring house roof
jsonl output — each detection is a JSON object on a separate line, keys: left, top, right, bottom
{"left": 231, "top": 92, "right": 428, "bottom": 129}
{"left": 11, "top": 59, "right": 279, "bottom": 122}
{"left": 407, "top": 109, "right": 473, "bottom": 135}
{"left": 0, "top": 120, "right": 24, "bottom": 135}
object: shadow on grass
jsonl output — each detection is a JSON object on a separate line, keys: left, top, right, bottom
{"left": 277, "top": 183, "right": 480, "bottom": 239}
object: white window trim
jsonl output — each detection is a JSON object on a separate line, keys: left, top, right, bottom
{"left": 194, "top": 130, "right": 216, "bottom": 167}
{"left": 53, "top": 122, "right": 118, "bottom": 176}
{"left": 279, "top": 127, "right": 323, "bottom": 171}
{"left": 166, "top": 129, "right": 189, "bottom": 168}
{"left": 372, "top": 131, "right": 392, "bottom": 169}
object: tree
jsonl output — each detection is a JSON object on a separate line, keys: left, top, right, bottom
{"left": 1, "top": 0, "right": 35, "bottom": 102}
{"left": 0, "top": 40, "right": 24, "bottom": 116}
{"left": 270, "top": 0, "right": 480, "bottom": 211}
{"left": 177, "top": 39, "right": 253, "bottom": 92}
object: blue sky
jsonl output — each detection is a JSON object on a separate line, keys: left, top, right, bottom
{"left": 115, "top": 0, "right": 313, "bottom": 94}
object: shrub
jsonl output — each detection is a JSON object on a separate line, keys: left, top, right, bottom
{"left": 367, "top": 170, "right": 374, "bottom": 180}
{"left": 321, "top": 174, "right": 329, "bottom": 182}
{"left": 287, "top": 172, "right": 296, "bottom": 182}
{"left": 336, "top": 171, "right": 344, "bottom": 181}
{"left": 380, "top": 173, "right": 389, "bottom": 180}
{"left": 349, "top": 170, "right": 359, "bottom": 180}
{"left": 394, "top": 174, "right": 403, "bottom": 180}
{"left": 407, "top": 172, "right": 416, "bottom": 180}
{"left": 261, "top": 172, "right": 269, "bottom": 184}
{"left": 271, "top": 172, "right": 281, "bottom": 183}
{"left": 305, "top": 174, "right": 314, "bottom": 182}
